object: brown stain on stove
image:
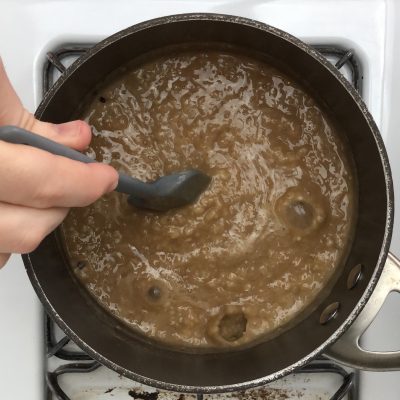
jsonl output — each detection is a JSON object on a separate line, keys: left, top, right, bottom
{"left": 128, "top": 390, "right": 159, "bottom": 399}
{"left": 126, "top": 388, "right": 299, "bottom": 399}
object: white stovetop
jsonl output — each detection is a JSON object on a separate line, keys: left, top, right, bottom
{"left": 1, "top": 1, "right": 400, "bottom": 399}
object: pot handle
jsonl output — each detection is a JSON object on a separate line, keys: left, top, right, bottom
{"left": 325, "top": 252, "right": 400, "bottom": 370}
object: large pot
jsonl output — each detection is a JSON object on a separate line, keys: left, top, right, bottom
{"left": 25, "top": 13, "right": 400, "bottom": 393}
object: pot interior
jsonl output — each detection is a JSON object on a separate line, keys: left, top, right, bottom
{"left": 27, "top": 15, "right": 392, "bottom": 391}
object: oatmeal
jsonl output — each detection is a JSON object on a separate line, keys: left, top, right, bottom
{"left": 63, "top": 49, "right": 356, "bottom": 348}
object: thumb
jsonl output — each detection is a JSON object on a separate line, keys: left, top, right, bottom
{"left": 30, "top": 118, "right": 92, "bottom": 150}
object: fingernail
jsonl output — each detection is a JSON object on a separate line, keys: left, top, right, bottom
{"left": 55, "top": 121, "right": 77, "bottom": 136}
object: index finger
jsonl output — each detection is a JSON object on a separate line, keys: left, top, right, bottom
{"left": 0, "top": 140, "right": 118, "bottom": 208}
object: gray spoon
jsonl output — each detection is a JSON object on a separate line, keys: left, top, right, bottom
{"left": 0, "top": 125, "right": 211, "bottom": 211}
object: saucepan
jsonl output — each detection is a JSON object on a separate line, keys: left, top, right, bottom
{"left": 24, "top": 13, "right": 400, "bottom": 393}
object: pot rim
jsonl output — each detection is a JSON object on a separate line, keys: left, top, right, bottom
{"left": 30, "top": 12, "right": 394, "bottom": 393}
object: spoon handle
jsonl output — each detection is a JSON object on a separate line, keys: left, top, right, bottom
{"left": 0, "top": 125, "right": 150, "bottom": 196}
{"left": 0, "top": 125, "right": 96, "bottom": 163}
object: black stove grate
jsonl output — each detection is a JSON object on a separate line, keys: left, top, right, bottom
{"left": 43, "top": 44, "right": 362, "bottom": 400}
{"left": 43, "top": 45, "right": 362, "bottom": 94}
{"left": 46, "top": 313, "right": 357, "bottom": 400}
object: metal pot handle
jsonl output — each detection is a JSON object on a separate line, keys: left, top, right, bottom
{"left": 325, "top": 252, "right": 400, "bottom": 370}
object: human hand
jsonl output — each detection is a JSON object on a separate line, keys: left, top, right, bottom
{"left": 0, "top": 58, "right": 118, "bottom": 267}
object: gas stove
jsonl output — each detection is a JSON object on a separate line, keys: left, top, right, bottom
{"left": 1, "top": 1, "right": 400, "bottom": 400}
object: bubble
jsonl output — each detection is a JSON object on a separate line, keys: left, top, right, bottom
{"left": 275, "top": 185, "right": 327, "bottom": 235}
{"left": 218, "top": 312, "right": 247, "bottom": 341}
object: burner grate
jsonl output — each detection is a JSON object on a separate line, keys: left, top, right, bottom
{"left": 43, "top": 44, "right": 362, "bottom": 400}
{"left": 46, "top": 314, "right": 357, "bottom": 400}
{"left": 43, "top": 44, "right": 362, "bottom": 94}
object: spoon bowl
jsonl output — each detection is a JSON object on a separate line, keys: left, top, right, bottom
{"left": 127, "top": 169, "right": 211, "bottom": 211}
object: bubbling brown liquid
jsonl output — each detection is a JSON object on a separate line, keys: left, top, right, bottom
{"left": 63, "top": 49, "right": 356, "bottom": 348}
